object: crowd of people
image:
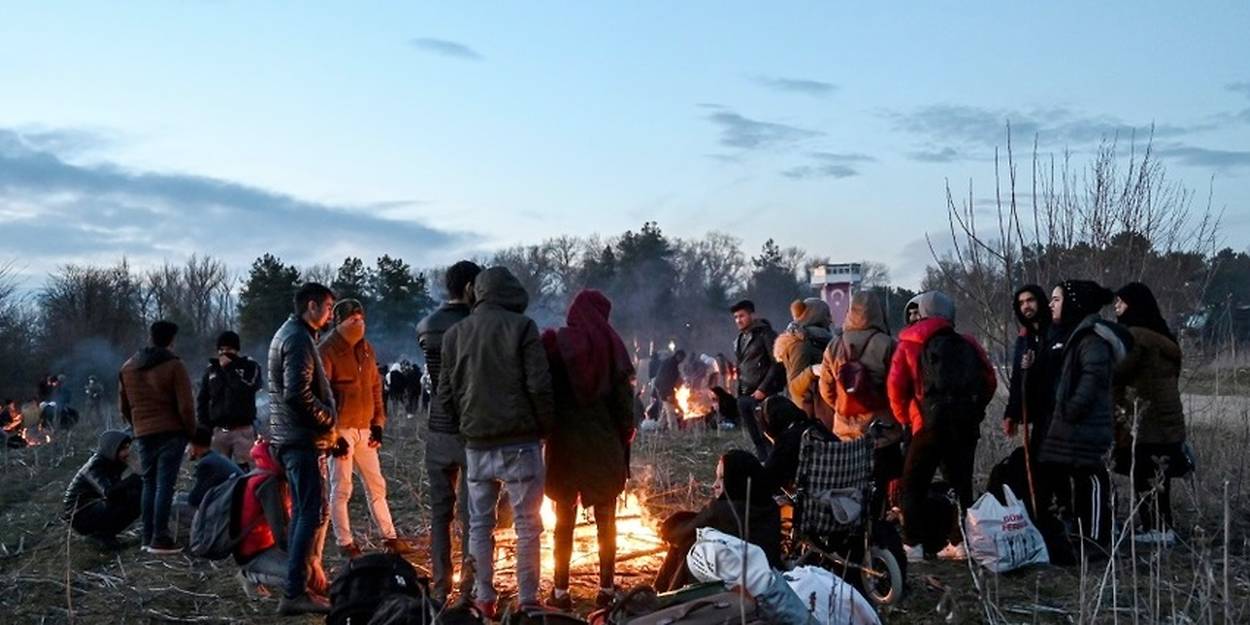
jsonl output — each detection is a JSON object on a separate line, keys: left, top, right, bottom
{"left": 50, "top": 257, "right": 1190, "bottom": 620}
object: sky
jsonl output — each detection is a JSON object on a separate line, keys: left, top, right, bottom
{"left": 1, "top": 2, "right": 1248, "bottom": 290}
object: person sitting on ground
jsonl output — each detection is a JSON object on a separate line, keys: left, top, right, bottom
{"left": 62, "top": 430, "right": 143, "bottom": 548}
{"left": 235, "top": 439, "right": 300, "bottom": 598}
{"left": 187, "top": 427, "right": 243, "bottom": 509}
{"left": 759, "top": 395, "right": 829, "bottom": 494}
{"left": 774, "top": 298, "right": 836, "bottom": 429}
{"left": 1112, "top": 282, "right": 1187, "bottom": 546}
{"left": 653, "top": 450, "right": 781, "bottom": 593}
{"left": 542, "top": 289, "right": 636, "bottom": 611}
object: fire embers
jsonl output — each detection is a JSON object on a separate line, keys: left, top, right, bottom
{"left": 674, "top": 385, "right": 714, "bottom": 420}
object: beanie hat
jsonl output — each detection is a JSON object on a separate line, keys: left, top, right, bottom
{"left": 333, "top": 298, "right": 365, "bottom": 324}
{"left": 1057, "top": 280, "right": 1114, "bottom": 326}
{"left": 215, "top": 331, "right": 241, "bottom": 351}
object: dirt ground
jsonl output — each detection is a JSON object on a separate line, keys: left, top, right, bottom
{"left": 2, "top": 401, "right": 1249, "bottom": 624}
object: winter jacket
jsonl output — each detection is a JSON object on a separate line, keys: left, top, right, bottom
{"left": 118, "top": 347, "right": 196, "bottom": 438}
{"left": 654, "top": 356, "right": 684, "bottom": 402}
{"left": 820, "top": 292, "right": 901, "bottom": 444}
{"left": 438, "top": 267, "right": 554, "bottom": 449}
{"left": 661, "top": 497, "right": 783, "bottom": 569}
{"left": 1114, "top": 326, "right": 1185, "bottom": 447}
{"left": 774, "top": 299, "right": 835, "bottom": 426}
{"left": 62, "top": 431, "right": 132, "bottom": 520}
{"left": 236, "top": 440, "right": 289, "bottom": 563}
{"left": 544, "top": 355, "right": 634, "bottom": 506}
{"left": 267, "top": 315, "right": 337, "bottom": 451}
{"left": 196, "top": 355, "right": 261, "bottom": 431}
{"left": 318, "top": 328, "right": 385, "bottom": 431}
{"left": 1038, "top": 315, "right": 1129, "bottom": 467}
{"left": 887, "top": 299, "right": 996, "bottom": 436}
{"left": 762, "top": 419, "right": 828, "bottom": 494}
{"left": 735, "top": 319, "right": 783, "bottom": 397}
{"left": 1003, "top": 329, "right": 1054, "bottom": 434}
{"left": 188, "top": 450, "right": 242, "bottom": 508}
{"left": 417, "top": 302, "right": 472, "bottom": 434}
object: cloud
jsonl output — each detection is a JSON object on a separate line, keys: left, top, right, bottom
{"left": 908, "top": 147, "right": 962, "bottom": 163}
{"left": 705, "top": 111, "right": 823, "bottom": 150}
{"left": 407, "top": 37, "right": 484, "bottom": 61}
{"left": 1154, "top": 144, "right": 1250, "bottom": 169}
{"left": 0, "top": 128, "right": 469, "bottom": 273}
{"left": 752, "top": 75, "right": 837, "bottom": 97}
{"left": 1228, "top": 82, "right": 1250, "bottom": 98}
{"left": 780, "top": 151, "right": 875, "bottom": 179}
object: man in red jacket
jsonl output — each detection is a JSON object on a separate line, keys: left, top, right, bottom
{"left": 888, "top": 291, "right": 996, "bottom": 563}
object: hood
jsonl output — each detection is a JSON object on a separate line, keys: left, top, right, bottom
{"left": 1087, "top": 317, "right": 1132, "bottom": 364}
{"left": 760, "top": 395, "right": 809, "bottom": 442}
{"left": 133, "top": 346, "right": 177, "bottom": 371}
{"left": 796, "top": 297, "right": 831, "bottom": 329}
{"left": 899, "top": 316, "right": 954, "bottom": 345}
{"left": 473, "top": 266, "right": 529, "bottom": 313}
{"left": 1013, "top": 284, "right": 1050, "bottom": 334}
{"left": 844, "top": 290, "right": 888, "bottom": 333}
{"left": 250, "top": 438, "right": 279, "bottom": 473}
{"left": 96, "top": 430, "right": 131, "bottom": 463}
{"left": 1056, "top": 280, "right": 1113, "bottom": 328}
{"left": 911, "top": 291, "right": 956, "bottom": 324}
{"left": 773, "top": 330, "right": 803, "bottom": 361}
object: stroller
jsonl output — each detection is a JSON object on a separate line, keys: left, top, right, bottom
{"left": 784, "top": 428, "right": 905, "bottom": 607}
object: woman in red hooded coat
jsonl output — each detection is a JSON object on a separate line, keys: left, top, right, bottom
{"left": 542, "top": 290, "right": 636, "bottom": 611}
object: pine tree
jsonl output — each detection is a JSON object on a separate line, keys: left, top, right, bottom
{"left": 238, "top": 254, "right": 300, "bottom": 349}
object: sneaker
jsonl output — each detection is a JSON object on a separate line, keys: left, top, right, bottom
{"left": 384, "top": 537, "right": 416, "bottom": 555}
{"left": 937, "top": 542, "right": 968, "bottom": 561}
{"left": 143, "top": 538, "right": 182, "bottom": 555}
{"left": 276, "top": 592, "right": 331, "bottom": 616}
{"left": 236, "top": 571, "right": 258, "bottom": 600}
{"left": 546, "top": 590, "right": 573, "bottom": 611}
{"left": 595, "top": 588, "right": 618, "bottom": 610}
{"left": 339, "top": 542, "right": 363, "bottom": 559}
{"left": 904, "top": 543, "right": 925, "bottom": 563}
{"left": 1134, "top": 529, "right": 1176, "bottom": 546}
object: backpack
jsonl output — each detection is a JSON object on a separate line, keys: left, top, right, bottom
{"left": 833, "top": 331, "right": 887, "bottom": 415}
{"left": 619, "top": 592, "right": 766, "bottom": 625}
{"left": 189, "top": 470, "right": 259, "bottom": 560}
{"left": 918, "top": 327, "right": 988, "bottom": 432}
{"left": 328, "top": 553, "right": 432, "bottom": 625}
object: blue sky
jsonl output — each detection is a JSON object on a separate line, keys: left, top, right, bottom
{"left": 2, "top": 2, "right": 1247, "bottom": 288}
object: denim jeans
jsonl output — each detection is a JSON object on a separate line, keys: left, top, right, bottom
{"left": 134, "top": 431, "right": 188, "bottom": 545}
{"left": 465, "top": 442, "right": 544, "bottom": 605}
{"left": 277, "top": 445, "right": 327, "bottom": 599}
{"left": 426, "top": 430, "right": 471, "bottom": 600}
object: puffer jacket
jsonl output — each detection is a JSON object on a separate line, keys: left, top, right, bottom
{"left": 438, "top": 267, "right": 554, "bottom": 449}
{"left": 1114, "top": 325, "right": 1185, "bottom": 446}
{"left": 196, "top": 355, "right": 262, "bottom": 430}
{"left": 318, "top": 328, "right": 385, "bottom": 431}
{"left": 267, "top": 315, "right": 337, "bottom": 451}
{"left": 118, "top": 347, "right": 196, "bottom": 438}
{"left": 774, "top": 299, "right": 835, "bottom": 426}
{"left": 236, "top": 440, "right": 289, "bottom": 562}
{"left": 820, "top": 292, "right": 900, "bottom": 443}
{"left": 1038, "top": 314, "right": 1130, "bottom": 466}
{"left": 417, "top": 302, "right": 472, "bottom": 434}
{"left": 735, "top": 319, "right": 782, "bottom": 397}
{"left": 62, "top": 430, "right": 131, "bottom": 519}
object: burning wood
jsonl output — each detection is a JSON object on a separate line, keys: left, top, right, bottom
{"left": 674, "top": 384, "right": 714, "bottom": 420}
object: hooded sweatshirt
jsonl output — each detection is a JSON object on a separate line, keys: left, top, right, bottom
{"left": 62, "top": 430, "right": 132, "bottom": 519}
{"left": 119, "top": 347, "right": 196, "bottom": 438}
{"left": 774, "top": 298, "right": 834, "bottom": 422}
{"left": 887, "top": 292, "right": 996, "bottom": 435}
{"left": 438, "top": 267, "right": 554, "bottom": 449}
{"left": 820, "top": 290, "right": 900, "bottom": 442}
{"left": 1003, "top": 285, "right": 1054, "bottom": 429}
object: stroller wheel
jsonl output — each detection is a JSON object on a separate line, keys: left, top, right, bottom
{"left": 860, "top": 545, "right": 903, "bottom": 607}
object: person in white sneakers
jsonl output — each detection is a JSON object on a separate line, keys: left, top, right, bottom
{"left": 318, "top": 299, "right": 413, "bottom": 557}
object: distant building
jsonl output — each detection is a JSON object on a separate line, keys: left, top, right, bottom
{"left": 810, "top": 263, "right": 862, "bottom": 328}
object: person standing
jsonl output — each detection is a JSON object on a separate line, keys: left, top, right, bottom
{"left": 417, "top": 260, "right": 481, "bottom": 605}
{"left": 774, "top": 297, "right": 835, "bottom": 428}
{"left": 319, "top": 299, "right": 411, "bottom": 557}
{"left": 438, "top": 267, "right": 553, "bottom": 618}
{"left": 888, "top": 292, "right": 996, "bottom": 562}
{"left": 84, "top": 375, "right": 105, "bottom": 427}
{"left": 196, "top": 331, "right": 262, "bottom": 471}
{"left": 1002, "top": 286, "right": 1054, "bottom": 447}
{"left": 119, "top": 320, "right": 197, "bottom": 555}
{"left": 1036, "top": 280, "right": 1127, "bottom": 558}
{"left": 543, "top": 290, "right": 636, "bottom": 611}
{"left": 653, "top": 350, "right": 685, "bottom": 430}
{"left": 1113, "top": 282, "right": 1186, "bottom": 545}
{"left": 730, "top": 300, "right": 783, "bottom": 460}
{"left": 267, "top": 283, "right": 337, "bottom": 616}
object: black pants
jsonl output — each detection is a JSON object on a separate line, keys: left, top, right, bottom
{"left": 1038, "top": 463, "right": 1112, "bottom": 549}
{"left": 900, "top": 427, "right": 976, "bottom": 546}
{"left": 552, "top": 499, "right": 617, "bottom": 591}
{"left": 71, "top": 475, "right": 142, "bottom": 539}
{"left": 1116, "top": 444, "right": 1178, "bottom": 532}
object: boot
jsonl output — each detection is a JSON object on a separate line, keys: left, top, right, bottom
{"left": 276, "top": 592, "right": 330, "bottom": 616}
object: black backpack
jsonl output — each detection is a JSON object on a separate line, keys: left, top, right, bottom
{"left": 328, "top": 553, "right": 433, "bottom": 625}
{"left": 189, "top": 471, "right": 260, "bottom": 560}
{"left": 918, "top": 327, "right": 987, "bottom": 432}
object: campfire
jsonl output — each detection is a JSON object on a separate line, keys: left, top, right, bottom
{"left": 491, "top": 490, "right": 666, "bottom": 588}
{"left": 674, "top": 384, "right": 714, "bottom": 420}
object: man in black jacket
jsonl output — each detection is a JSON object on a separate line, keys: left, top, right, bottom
{"left": 438, "top": 267, "right": 553, "bottom": 617}
{"left": 62, "top": 430, "right": 142, "bottom": 547}
{"left": 267, "top": 282, "right": 337, "bottom": 616}
{"left": 416, "top": 260, "right": 481, "bottom": 604}
{"left": 1003, "top": 285, "right": 1053, "bottom": 445}
{"left": 730, "top": 300, "right": 783, "bottom": 460}
{"left": 197, "top": 330, "right": 262, "bottom": 471}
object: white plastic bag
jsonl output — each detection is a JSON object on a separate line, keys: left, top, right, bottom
{"left": 965, "top": 485, "right": 1049, "bottom": 573}
{"left": 784, "top": 566, "right": 881, "bottom": 625}
{"left": 686, "top": 527, "right": 774, "bottom": 595}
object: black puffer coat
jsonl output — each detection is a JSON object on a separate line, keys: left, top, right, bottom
{"left": 62, "top": 430, "right": 132, "bottom": 520}
{"left": 417, "top": 302, "right": 472, "bottom": 434}
{"left": 1038, "top": 315, "right": 1130, "bottom": 467}
{"left": 267, "top": 315, "right": 337, "bottom": 451}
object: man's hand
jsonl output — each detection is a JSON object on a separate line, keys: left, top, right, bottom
{"left": 751, "top": 390, "right": 765, "bottom": 401}
{"left": 1021, "top": 349, "right": 1035, "bottom": 370}
{"left": 331, "top": 436, "right": 350, "bottom": 458}
{"left": 369, "top": 426, "right": 383, "bottom": 449}
{"left": 1003, "top": 419, "right": 1018, "bottom": 438}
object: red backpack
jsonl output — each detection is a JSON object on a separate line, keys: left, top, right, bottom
{"left": 832, "top": 331, "right": 888, "bottom": 416}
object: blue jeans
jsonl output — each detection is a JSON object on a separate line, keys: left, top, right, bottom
{"left": 465, "top": 442, "right": 545, "bottom": 605}
{"left": 134, "top": 431, "right": 188, "bottom": 545}
{"left": 277, "top": 446, "right": 326, "bottom": 599}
